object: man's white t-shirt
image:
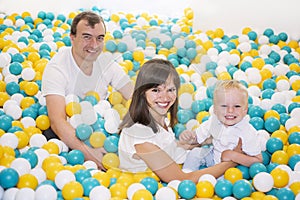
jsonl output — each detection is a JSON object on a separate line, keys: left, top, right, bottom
{"left": 118, "top": 123, "right": 187, "bottom": 172}
{"left": 196, "top": 114, "right": 261, "bottom": 164}
{"left": 42, "top": 47, "right": 131, "bottom": 100}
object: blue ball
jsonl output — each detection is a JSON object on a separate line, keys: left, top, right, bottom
{"left": 206, "top": 61, "right": 218, "bottom": 71}
{"left": 0, "top": 115, "right": 13, "bottom": 132}
{"left": 269, "top": 35, "right": 279, "bottom": 44}
{"left": 240, "top": 61, "right": 252, "bottom": 71}
{"left": 75, "top": 124, "right": 93, "bottom": 141}
{"left": 249, "top": 117, "right": 264, "bottom": 130}
{"left": 262, "top": 151, "right": 271, "bottom": 165}
{"left": 202, "top": 98, "right": 213, "bottom": 111}
{"left": 278, "top": 32, "right": 288, "bottom": 41}
{"left": 56, "top": 14, "right": 66, "bottom": 22}
{"left": 112, "top": 30, "right": 123, "bottom": 39}
{"left": 266, "top": 137, "right": 283, "bottom": 154}
{"left": 150, "top": 37, "right": 161, "bottom": 46}
{"left": 20, "top": 151, "right": 38, "bottom": 168}
{"left": 261, "top": 88, "right": 275, "bottom": 99}
{"left": 75, "top": 169, "right": 92, "bottom": 183}
{"left": 271, "top": 103, "right": 287, "bottom": 114}
{"left": 214, "top": 179, "right": 233, "bottom": 198}
{"left": 264, "top": 117, "right": 280, "bottom": 133}
{"left": 140, "top": 177, "right": 159, "bottom": 195}
{"left": 247, "top": 31, "right": 257, "bottom": 41}
{"left": 185, "top": 40, "right": 196, "bottom": 49}
{"left": 67, "top": 149, "right": 85, "bottom": 165}
{"left": 249, "top": 162, "right": 267, "bottom": 178}
{"left": 232, "top": 179, "right": 252, "bottom": 199}
{"left": 178, "top": 180, "right": 196, "bottom": 199}
{"left": 122, "top": 51, "right": 133, "bottom": 61}
{"left": 177, "top": 109, "right": 191, "bottom": 124}
{"left": 288, "top": 154, "right": 300, "bottom": 170}
{"left": 263, "top": 28, "right": 274, "bottom": 37}
{"left": 262, "top": 79, "right": 277, "bottom": 90}
{"left": 103, "top": 135, "right": 119, "bottom": 153}
{"left": 236, "top": 165, "right": 250, "bottom": 179}
{"left": 162, "top": 40, "right": 173, "bottom": 49}
{"left": 268, "top": 51, "right": 281, "bottom": 63}
{"left": 288, "top": 132, "right": 300, "bottom": 144}
{"left": 22, "top": 107, "right": 38, "bottom": 119}
{"left": 186, "top": 48, "right": 197, "bottom": 60}
{"left": 248, "top": 105, "right": 265, "bottom": 118}
{"left": 279, "top": 113, "right": 290, "bottom": 126}
{"left": 288, "top": 102, "right": 300, "bottom": 113}
{"left": 0, "top": 168, "right": 19, "bottom": 189}
{"left": 267, "top": 162, "right": 279, "bottom": 173}
{"left": 177, "top": 47, "right": 187, "bottom": 58}
{"left": 117, "top": 42, "right": 127, "bottom": 53}
{"left": 191, "top": 100, "right": 206, "bottom": 114}
{"left": 173, "top": 123, "right": 186, "bottom": 139}
{"left": 82, "top": 177, "right": 100, "bottom": 196}
{"left": 275, "top": 188, "right": 295, "bottom": 200}
{"left": 9, "top": 62, "right": 23, "bottom": 75}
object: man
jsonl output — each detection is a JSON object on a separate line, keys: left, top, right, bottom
{"left": 42, "top": 11, "right": 133, "bottom": 170}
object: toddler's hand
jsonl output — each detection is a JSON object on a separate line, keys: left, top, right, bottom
{"left": 179, "top": 130, "right": 196, "bottom": 144}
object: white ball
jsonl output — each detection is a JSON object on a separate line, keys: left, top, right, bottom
{"left": 246, "top": 68, "right": 262, "bottom": 84}
{"left": 155, "top": 187, "right": 177, "bottom": 200}
{"left": 247, "top": 85, "right": 261, "bottom": 97}
{"left": 179, "top": 93, "right": 193, "bottom": 109}
{"left": 253, "top": 172, "right": 274, "bottom": 192}
{"left": 2, "top": 188, "right": 19, "bottom": 200}
{"left": 167, "top": 180, "right": 181, "bottom": 191}
{"left": 0, "top": 52, "right": 12, "bottom": 68}
{"left": 34, "top": 148, "right": 50, "bottom": 168}
{"left": 69, "top": 114, "right": 83, "bottom": 128}
{"left": 271, "top": 92, "right": 286, "bottom": 105}
{"left": 5, "top": 104, "right": 22, "bottom": 120}
{"left": 10, "top": 158, "right": 31, "bottom": 176}
{"left": 285, "top": 117, "right": 300, "bottom": 131}
{"left": 65, "top": 94, "right": 80, "bottom": 104}
{"left": 185, "top": 119, "right": 199, "bottom": 131}
{"left": 29, "top": 134, "right": 47, "bottom": 148}
{"left": 274, "top": 64, "right": 290, "bottom": 77}
{"left": 104, "top": 118, "right": 119, "bottom": 134}
{"left": 0, "top": 133, "right": 18, "bottom": 149}
{"left": 198, "top": 174, "right": 217, "bottom": 186}
{"left": 90, "top": 185, "right": 111, "bottom": 200}
{"left": 173, "top": 37, "right": 185, "bottom": 49}
{"left": 20, "top": 117, "right": 36, "bottom": 128}
{"left": 81, "top": 109, "right": 97, "bottom": 125}
{"left": 30, "top": 167, "right": 46, "bottom": 184}
{"left": 15, "top": 188, "right": 35, "bottom": 200}
{"left": 21, "top": 68, "right": 36, "bottom": 81}
{"left": 55, "top": 170, "right": 76, "bottom": 190}
{"left": 83, "top": 160, "right": 98, "bottom": 170}
{"left": 237, "top": 42, "right": 251, "bottom": 53}
{"left": 127, "top": 183, "right": 146, "bottom": 200}
{"left": 35, "top": 185, "right": 57, "bottom": 200}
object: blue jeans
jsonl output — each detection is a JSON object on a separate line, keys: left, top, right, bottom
{"left": 182, "top": 145, "right": 214, "bottom": 171}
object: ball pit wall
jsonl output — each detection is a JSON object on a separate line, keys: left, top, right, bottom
{"left": 191, "top": 0, "right": 300, "bottom": 40}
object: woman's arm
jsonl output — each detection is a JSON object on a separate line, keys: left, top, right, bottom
{"left": 222, "top": 150, "right": 263, "bottom": 167}
{"left": 135, "top": 142, "right": 236, "bottom": 183}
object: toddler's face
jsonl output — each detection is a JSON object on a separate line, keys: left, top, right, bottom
{"left": 213, "top": 88, "right": 248, "bottom": 127}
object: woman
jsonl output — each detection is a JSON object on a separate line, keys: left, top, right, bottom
{"left": 118, "top": 58, "right": 237, "bottom": 183}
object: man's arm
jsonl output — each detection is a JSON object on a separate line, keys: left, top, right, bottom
{"left": 46, "top": 94, "right": 106, "bottom": 170}
{"left": 117, "top": 81, "right": 134, "bottom": 100}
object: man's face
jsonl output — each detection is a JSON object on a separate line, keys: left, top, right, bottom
{"left": 70, "top": 19, "right": 105, "bottom": 63}
{"left": 213, "top": 88, "right": 248, "bottom": 127}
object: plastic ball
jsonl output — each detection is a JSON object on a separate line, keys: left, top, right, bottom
{"left": 214, "top": 179, "right": 233, "bottom": 198}
{"left": 275, "top": 188, "right": 295, "bottom": 200}
{"left": 89, "top": 185, "right": 111, "bottom": 200}
{"left": 264, "top": 117, "right": 281, "bottom": 133}
{"left": 271, "top": 150, "right": 289, "bottom": 165}
{"left": 0, "top": 168, "right": 19, "bottom": 189}
{"left": 266, "top": 137, "right": 284, "bottom": 154}
{"left": 140, "top": 177, "right": 158, "bottom": 195}
{"left": 177, "top": 180, "right": 196, "bottom": 199}
{"left": 249, "top": 162, "right": 267, "bottom": 178}
{"left": 289, "top": 132, "right": 300, "bottom": 144}
{"left": 35, "top": 115, "right": 50, "bottom": 131}
{"left": 15, "top": 188, "right": 35, "bottom": 200}
{"left": 196, "top": 180, "right": 214, "bottom": 198}
{"left": 249, "top": 117, "right": 265, "bottom": 130}
{"left": 20, "top": 150, "right": 38, "bottom": 168}
{"left": 35, "top": 184, "right": 57, "bottom": 200}
{"left": 155, "top": 187, "right": 177, "bottom": 200}
{"left": 54, "top": 169, "right": 76, "bottom": 190}
{"left": 288, "top": 154, "right": 300, "bottom": 170}
{"left": 75, "top": 124, "right": 93, "bottom": 141}
{"left": 252, "top": 172, "right": 274, "bottom": 192}
{"left": 103, "top": 135, "right": 119, "bottom": 153}
{"left": 17, "top": 173, "right": 38, "bottom": 189}
{"left": 62, "top": 181, "right": 84, "bottom": 200}
{"left": 224, "top": 167, "right": 243, "bottom": 184}
{"left": 232, "top": 179, "right": 252, "bottom": 199}
{"left": 89, "top": 131, "right": 106, "bottom": 148}
{"left": 82, "top": 177, "right": 100, "bottom": 196}
{"left": 10, "top": 158, "right": 31, "bottom": 176}
{"left": 109, "top": 183, "right": 127, "bottom": 199}
{"left": 0, "top": 133, "right": 18, "bottom": 149}
{"left": 66, "top": 102, "right": 81, "bottom": 117}
{"left": 132, "top": 189, "right": 153, "bottom": 200}
{"left": 270, "top": 167, "right": 289, "bottom": 188}
{"left": 102, "top": 153, "right": 120, "bottom": 170}
{"left": 67, "top": 149, "right": 85, "bottom": 165}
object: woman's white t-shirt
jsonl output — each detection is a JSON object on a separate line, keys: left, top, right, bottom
{"left": 118, "top": 123, "right": 187, "bottom": 172}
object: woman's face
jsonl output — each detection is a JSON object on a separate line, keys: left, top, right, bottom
{"left": 145, "top": 75, "right": 177, "bottom": 120}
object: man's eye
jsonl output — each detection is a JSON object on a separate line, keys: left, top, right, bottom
{"left": 97, "top": 36, "right": 104, "bottom": 42}
{"left": 83, "top": 35, "right": 92, "bottom": 40}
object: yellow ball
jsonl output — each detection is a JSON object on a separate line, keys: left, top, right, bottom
{"left": 106, "top": 168, "right": 122, "bottom": 179}
{"left": 289, "top": 181, "right": 300, "bottom": 195}
{"left": 214, "top": 28, "right": 224, "bottom": 38}
{"left": 102, "top": 153, "right": 120, "bottom": 170}
{"left": 178, "top": 83, "right": 195, "bottom": 95}
{"left": 0, "top": 155, "right": 15, "bottom": 167}
{"left": 109, "top": 91, "right": 123, "bottom": 105}
{"left": 42, "top": 155, "right": 62, "bottom": 171}
{"left": 289, "top": 63, "right": 300, "bottom": 73}
{"left": 202, "top": 40, "right": 213, "bottom": 51}
{"left": 3, "top": 146, "right": 16, "bottom": 157}
{"left": 17, "top": 173, "right": 38, "bottom": 189}
{"left": 251, "top": 191, "right": 266, "bottom": 199}
{"left": 217, "top": 71, "right": 232, "bottom": 80}
{"left": 133, "top": 50, "right": 145, "bottom": 62}
{"left": 264, "top": 110, "right": 280, "bottom": 120}
{"left": 89, "top": 131, "right": 106, "bottom": 148}
{"left": 271, "top": 130, "right": 288, "bottom": 145}
{"left": 62, "top": 181, "right": 84, "bottom": 200}
{"left": 85, "top": 90, "right": 100, "bottom": 102}
{"left": 196, "top": 180, "right": 214, "bottom": 198}
{"left": 242, "top": 27, "right": 252, "bottom": 35}
{"left": 270, "top": 168, "right": 289, "bottom": 188}
{"left": 286, "top": 143, "right": 300, "bottom": 157}
{"left": 20, "top": 96, "right": 35, "bottom": 109}
{"left": 252, "top": 58, "right": 265, "bottom": 70}
{"left": 92, "top": 171, "right": 111, "bottom": 188}
{"left": 14, "top": 131, "right": 29, "bottom": 149}
{"left": 263, "top": 195, "right": 278, "bottom": 200}
{"left": 224, "top": 167, "right": 243, "bottom": 184}
{"left": 260, "top": 68, "right": 273, "bottom": 80}
{"left": 42, "top": 141, "right": 60, "bottom": 155}
{"left": 0, "top": 91, "right": 10, "bottom": 106}
{"left": 271, "top": 150, "right": 289, "bottom": 165}
{"left": 65, "top": 102, "right": 81, "bottom": 117}
{"left": 45, "top": 162, "right": 64, "bottom": 181}
{"left": 117, "top": 173, "right": 134, "bottom": 188}
{"left": 132, "top": 189, "right": 153, "bottom": 200}
{"left": 109, "top": 183, "right": 127, "bottom": 199}
{"left": 291, "top": 79, "right": 300, "bottom": 91}
{"left": 0, "top": 81, "right": 6, "bottom": 92}
{"left": 36, "top": 115, "right": 50, "bottom": 131}
{"left": 196, "top": 111, "right": 210, "bottom": 123}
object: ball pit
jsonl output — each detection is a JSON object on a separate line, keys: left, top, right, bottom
{"left": 0, "top": 4, "right": 300, "bottom": 200}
